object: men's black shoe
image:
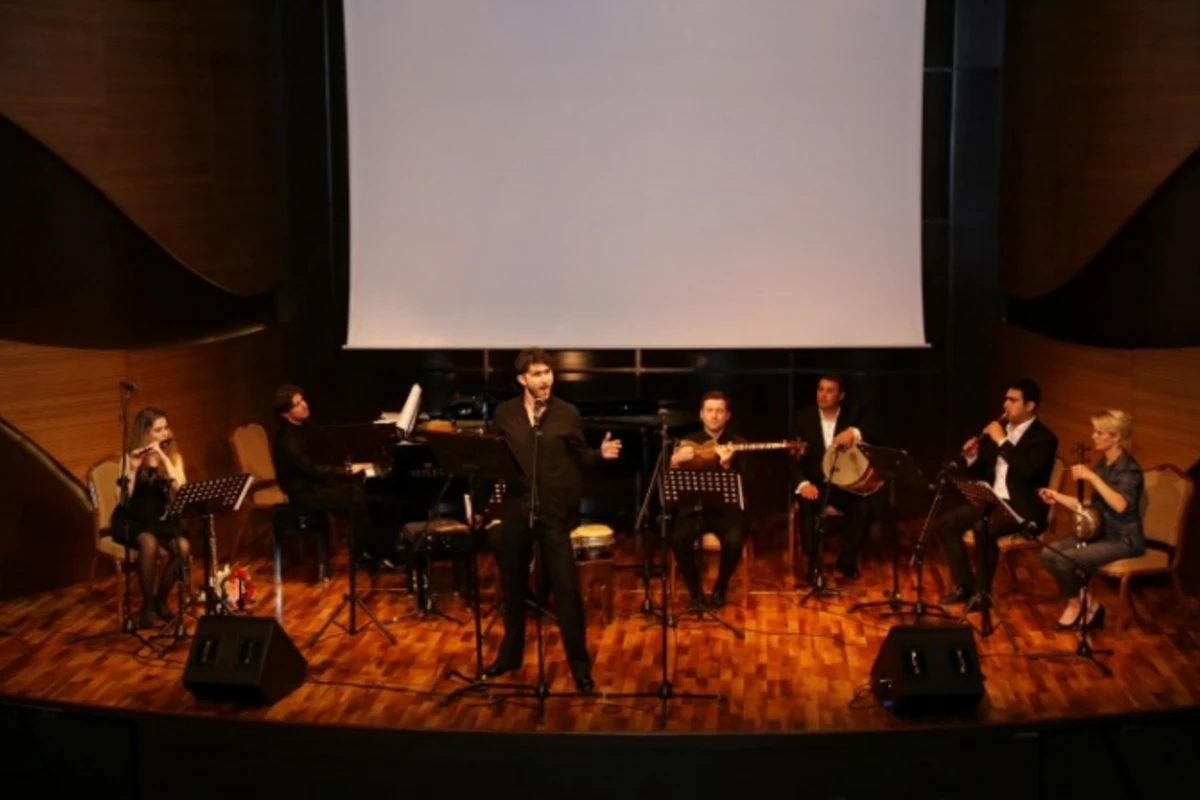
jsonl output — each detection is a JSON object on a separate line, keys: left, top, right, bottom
{"left": 940, "top": 587, "right": 971, "bottom": 604}
{"left": 573, "top": 675, "right": 597, "bottom": 694}
{"left": 684, "top": 596, "right": 706, "bottom": 613}
{"left": 482, "top": 659, "right": 521, "bottom": 679}
{"left": 708, "top": 589, "right": 727, "bottom": 609}
{"left": 836, "top": 561, "right": 860, "bottom": 580}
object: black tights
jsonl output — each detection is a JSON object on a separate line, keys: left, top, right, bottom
{"left": 136, "top": 532, "right": 190, "bottom": 607}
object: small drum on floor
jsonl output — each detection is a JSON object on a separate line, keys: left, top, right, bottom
{"left": 823, "top": 442, "right": 885, "bottom": 496}
{"left": 570, "top": 524, "right": 615, "bottom": 562}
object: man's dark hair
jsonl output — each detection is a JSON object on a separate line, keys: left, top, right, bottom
{"left": 514, "top": 347, "right": 554, "bottom": 375}
{"left": 1008, "top": 378, "right": 1041, "bottom": 409}
{"left": 818, "top": 373, "right": 846, "bottom": 392}
{"left": 700, "top": 390, "right": 730, "bottom": 410}
{"left": 274, "top": 384, "right": 304, "bottom": 417}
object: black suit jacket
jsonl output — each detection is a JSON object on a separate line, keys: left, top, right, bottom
{"left": 486, "top": 395, "right": 600, "bottom": 524}
{"left": 789, "top": 403, "right": 872, "bottom": 490}
{"left": 957, "top": 417, "right": 1058, "bottom": 530}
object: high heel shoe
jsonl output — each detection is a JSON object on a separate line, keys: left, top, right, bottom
{"left": 1054, "top": 606, "right": 1083, "bottom": 630}
{"left": 1082, "top": 604, "right": 1105, "bottom": 630}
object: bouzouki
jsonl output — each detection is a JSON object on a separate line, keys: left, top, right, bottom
{"left": 676, "top": 437, "right": 807, "bottom": 470}
{"left": 1071, "top": 441, "right": 1105, "bottom": 542}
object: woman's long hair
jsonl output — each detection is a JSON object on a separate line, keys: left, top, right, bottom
{"left": 126, "top": 406, "right": 180, "bottom": 474}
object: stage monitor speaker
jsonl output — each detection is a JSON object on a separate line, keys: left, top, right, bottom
{"left": 870, "top": 623, "right": 984, "bottom": 716}
{"left": 182, "top": 616, "right": 307, "bottom": 706}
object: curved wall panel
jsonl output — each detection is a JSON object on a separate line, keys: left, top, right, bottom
{"left": 0, "top": 0, "right": 286, "bottom": 296}
{"left": 0, "top": 114, "right": 275, "bottom": 349}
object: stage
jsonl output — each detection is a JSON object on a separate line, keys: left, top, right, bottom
{"left": 2, "top": 523, "right": 1199, "bottom": 796}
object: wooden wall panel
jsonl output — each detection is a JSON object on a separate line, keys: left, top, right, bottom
{"left": 0, "top": 329, "right": 288, "bottom": 599}
{"left": 0, "top": 0, "right": 284, "bottom": 295}
{"left": 992, "top": 324, "right": 1200, "bottom": 587}
{"left": 1000, "top": 0, "right": 1200, "bottom": 297}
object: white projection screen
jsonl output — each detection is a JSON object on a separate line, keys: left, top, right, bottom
{"left": 343, "top": 0, "right": 927, "bottom": 349}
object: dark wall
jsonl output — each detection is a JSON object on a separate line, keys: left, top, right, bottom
{"left": 279, "top": 1, "right": 1006, "bottom": 524}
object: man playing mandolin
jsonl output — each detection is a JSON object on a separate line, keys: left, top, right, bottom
{"left": 669, "top": 391, "right": 749, "bottom": 610}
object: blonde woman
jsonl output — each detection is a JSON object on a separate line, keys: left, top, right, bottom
{"left": 111, "top": 406, "right": 189, "bottom": 628}
{"left": 1038, "top": 410, "right": 1145, "bottom": 630}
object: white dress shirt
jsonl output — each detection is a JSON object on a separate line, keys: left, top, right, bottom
{"left": 967, "top": 416, "right": 1036, "bottom": 500}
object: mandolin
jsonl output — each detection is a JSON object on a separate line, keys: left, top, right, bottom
{"left": 1071, "top": 441, "right": 1105, "bottom": 542}
{"left": 675, "top": 437, "right": 807, "bottom": 470}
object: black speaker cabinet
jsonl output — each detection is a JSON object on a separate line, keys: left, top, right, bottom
{"left": 182, "top": 616, "right": 307, "bottom": 706}
{"left": 870, "top": 624, "right": 984, "bottom": 716}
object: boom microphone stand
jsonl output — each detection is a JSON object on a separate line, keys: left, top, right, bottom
{"left": 73, "top": 380, "right": 163, "bottom": 656}
{"left": 617, "top": 412, "right": 672, "bottom": 629}
{"left": 603, "top": 434, "right": 724, "bottom": 725}
{"left": 1026, "top": 537, "right": 1113, "bottom": 676}
{"left": 432, "top": 416, "right": 595, "bottom": 723}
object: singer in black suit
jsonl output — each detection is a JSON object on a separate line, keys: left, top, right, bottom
{"left": 936, "top": 378, "right": 1059, "bottom": 605}
{"left": 789, "top": 375, "right": 888, "bottom": 583}
{"left": 481, "top": 348, "right": 621, "bottom": 693}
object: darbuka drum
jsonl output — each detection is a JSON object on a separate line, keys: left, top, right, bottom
{"left": 822, "top": 442, "right": 885, "bottom": 496}
{"left": 570, "top": 524, "right": 615, "bottom": 562}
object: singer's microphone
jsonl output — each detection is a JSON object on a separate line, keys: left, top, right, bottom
{"left": 533, "top": 398, "right": 547, "bottom": 426}
{"left": 120, "top": 380, "right": 137, "bottom": 392}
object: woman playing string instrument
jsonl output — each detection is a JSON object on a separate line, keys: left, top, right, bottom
{"left": 1037, "top": 409, "right": 1145, "bottom": 630}
{"left": 111, "top": 406, "right": 189, "bottom": 628}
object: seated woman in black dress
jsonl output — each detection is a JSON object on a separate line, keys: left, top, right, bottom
{"left": 111, "top": 406, "right": 189, "bottom": 628}
{"left": 1038, "top": 409, "right": 1146, "bottom": 630}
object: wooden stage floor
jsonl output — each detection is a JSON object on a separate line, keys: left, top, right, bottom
{"left": 3, "top": 525, "right": 1199, "bottom": 735}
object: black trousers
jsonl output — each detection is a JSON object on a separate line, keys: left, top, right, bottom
{"left": 494, "top": 514, "right": 590, "bottom": 678}
{"left": 797, "top": 484, "right": 886, "bottom": 570}
{"left": 935, "top": 503, "right": 1022, "bottom": 595}
{"left": 671, "top": 510, "right": 744, "bottom": 598}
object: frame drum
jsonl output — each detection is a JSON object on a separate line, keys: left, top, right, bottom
{"left": 403, "top": 518, "right": 472, "bottom": 556}
{"left": 570, "top": 524, "right": 615, "bottom": 562}
{"left": 822, "top": 443, "right": 885, "bottom": 497}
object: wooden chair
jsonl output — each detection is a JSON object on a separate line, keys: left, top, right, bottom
{"left": 228, "top": 423, "right": 289, "bottom": 557}
{"left": 1097, "top": 464, "right": 1194, "bottom": 633}
{"left": 86, "top": 457, "right": 163, "bottom": 622}
{"left": 963, "top": 455, "right": 1067, "bottom": 591}
{"left": 670, "top": 531, "right": 755, "bottom": 611}
{"left": 787, "top": 498, "right": 844, "bottom": 578}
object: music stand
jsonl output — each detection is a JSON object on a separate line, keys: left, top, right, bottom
{"left": 848, "top": 444, "right": 952, "bottom": 621}
{"left": 162, "top": 474, "right": 254, "bottom": 617}
{"left": 946, "top": 474, "right": 1022, "bottom": 652}
{"left": 661, "top": 468, "right": 745, "bottom": 639}
{"left": 306, "top": 473, "right": 397, "bottom": 648}
{"left": 428, "top": 432, "right": 576, "bottom": 715}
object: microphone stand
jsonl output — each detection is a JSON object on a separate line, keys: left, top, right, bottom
{"left": 618, "top": 412, "right": 671, "bottom": 629}
{"left": 1027, "top": 537, "right": 1113, "bottom": 676}
{"left": 877, "top": 466, "right": 954, "bottom": 622}
{"left": 74, "top": 381, "right": 163, "bottom": 655}
{"left": 602, "top": 418, "right": 724, "bottom": 727}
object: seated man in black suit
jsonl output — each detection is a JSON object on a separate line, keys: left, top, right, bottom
{"left": 668, "top": 390, "right": 748, "bottom": 610}
{"left": 271, "top": 385, "right": 374, "bottom": 576}
{"left": 936, "top": 377, "right": 1058, "bottom": 606}
{"left": 789, "top": 374, "right": 886, "bottom": 584}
